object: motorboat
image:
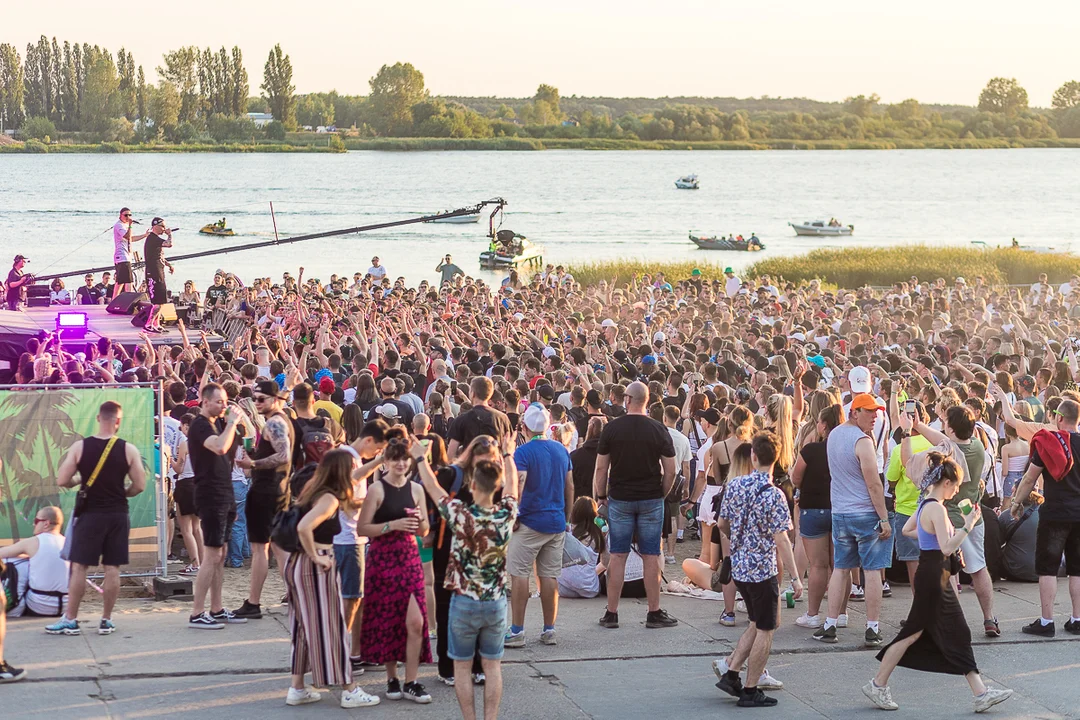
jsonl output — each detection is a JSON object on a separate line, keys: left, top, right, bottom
{"left": 479, "top": 229, "right": 545, "bottom": 269}
{"left": 789, "top": 220, "right": 853, "bottom": 237}
{"left": 689, "top": 233, "right": 765, "bottom": 252}
{"left": 426, "top": 211, "right": 481, "bottom": 224}
{"left": 675, "top": 175, "right": 700, "bottom": 190}
{"left": 199, "top": 224, "right": 235, "bottom": 237}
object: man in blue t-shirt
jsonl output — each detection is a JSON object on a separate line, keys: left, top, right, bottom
{"left": 504, "top": 403, "right": 573, "bottom": 648}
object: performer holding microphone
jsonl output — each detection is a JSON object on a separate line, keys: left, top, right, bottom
{"left": 113, "top": 208, "right": 150, "bottom": 300}
{"left": 142, "top": 217, "right": 175, "bottom": 334}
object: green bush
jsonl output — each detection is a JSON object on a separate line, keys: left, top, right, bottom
{"left": 568, "top": 259, "right": 729, "bottom": 288}
{"left": 98, "top": 141, "right": 126, "bottom": 153}
{"left": 328, "top": 134, "right": 346, "bottom": 152}
{"left": 21, "top": 139, "right": 49, "bottom": 153}
{"left": 20, "top": 116, "right": 56, "bottom": 141}
{"left": 265, "top": 121, "right": 287, "bottom": 141}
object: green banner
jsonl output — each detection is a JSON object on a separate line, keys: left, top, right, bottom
{"left": 0, "top": 387, "right": 157, "bottom": 549}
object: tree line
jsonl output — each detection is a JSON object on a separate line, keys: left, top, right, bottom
{"left": 2, "top": 38, "right": 1080, "bottom": 144}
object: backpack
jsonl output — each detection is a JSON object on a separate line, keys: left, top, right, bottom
{"left": 1, "top": 559, "right": 18, "bottom": 612}
{"left": 1031, "top": 429, "right": 1074, "bottom": 482}
{"left": 435, "top": 465, "right": 467, "bottom": 550}
{"left": 293, "top": 416, "right": 334, "bottom": 466}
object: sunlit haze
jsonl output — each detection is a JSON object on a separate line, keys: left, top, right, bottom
{"left": 4, "top": 0, "right": 1077, "bottom": 105}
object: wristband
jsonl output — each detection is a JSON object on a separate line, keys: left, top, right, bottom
{"left": 958, "top": 526, "right": 969, "bottom": 534}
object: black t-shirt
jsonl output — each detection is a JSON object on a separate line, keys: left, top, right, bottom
{"left": 602, "top": 403, "right": 626, "bottom": 419}
{"left": 797, "top": 441, "right": 832, "bottom": 510}
{"left": 447, "top": 405, "right": 512, "bottom": 448}
{"left": 1031, "top": 434, "right": 1080, "bottom": 522}
{"left": 144, "top": 233, "right": 166, "bottom": 278}
{"left": 431, "top": 464, "right": 474, "bottom": 578}
{"left": 597, "top": 414, "right": 676, "bottom": 502}
{"left": 6, "top": 268, "right": 24, "bottom": 305}
{"left": 76, "top": 285, "right": 100, "bottom": 305}
{"left": 187, "top": 415, "right": 237, "bottom": 509}
{"left": 206, "top": 284, "right": 228, "bottom": 305}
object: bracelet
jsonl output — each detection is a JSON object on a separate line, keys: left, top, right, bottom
{"left": 958, "top": 526, "right": 969, "bottom": 534}
{"left": 382, "top": 522, "right": 391, "bottom": 534}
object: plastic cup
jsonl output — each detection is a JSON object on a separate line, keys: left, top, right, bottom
{"left": 243, "top": 437, "right": 254, "bottom": 452}
{"left": 784, "top": 590, "right": 795, "bottom": 608}
{"left": 958, "top": 499, "right": 973, "bottom": 516}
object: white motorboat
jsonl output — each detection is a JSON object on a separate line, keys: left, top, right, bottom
{"left": 675, "top": 175, "right": 700, "bottom": 190}
{"left": 426, "top": 211, "right": 481, "bottom": 224}
{"left": 789, "top": 220, "right": 854, "bottom": 237}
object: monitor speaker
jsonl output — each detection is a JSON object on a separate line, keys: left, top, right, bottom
{"left": 106, "top": 291, "right": 147, "bottom": 315}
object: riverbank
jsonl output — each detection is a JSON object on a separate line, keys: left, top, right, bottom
{"left": 4, "top": 136, "right": 1080, "bottom": 154}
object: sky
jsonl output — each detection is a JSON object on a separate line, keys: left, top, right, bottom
{"left": 5, "top": 1, "right": 1078, "bottom": 106}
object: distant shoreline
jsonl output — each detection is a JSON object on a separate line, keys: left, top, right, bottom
{"left": 3, "top": 136, "right": 1080, "bottom": 154}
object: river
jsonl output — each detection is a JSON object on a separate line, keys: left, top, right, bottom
{"left": 1, "top": 149, "right": 1077, "bottom": 288}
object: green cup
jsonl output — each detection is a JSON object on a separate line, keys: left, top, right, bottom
{"left": 243, "top": 437, "right": 254, "bottom": 452}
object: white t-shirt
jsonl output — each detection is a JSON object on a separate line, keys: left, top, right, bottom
{"left": 668, "top": 427, "right": 693, "bottom": 473}
{"left": 725, "top": 276, "right": 741, "bottom": 298}
{"left": 113, "top": 221, "right": 132, "bottom": 263}
{"left": 367, "top": 265, "right": 387, "bottom": 279}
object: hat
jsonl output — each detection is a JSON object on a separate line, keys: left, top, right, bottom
{"left": 653, "top": 331, "right": 666, "bottom": 343}
{"left": 255, "top": 379, "right": 287, "bottom": 399}
{"left": 850, "top": 393, "right": 885, "bottom": 412}
{"left": 724, "top": 267, "right": 734, "bottom": 274}
{"left": 513, "top": 312, "right": 525, "bottom": 321}
{"left": 1017, "top": 374, "right": 1036, "bottom": 391}
{"left": 13, "top": 254, "right": 28, "bottom": 263}
{"left": 318, "top": 377, "right": 336, "bottom": 394}
{"left": 375, "top": 403, "right": 399, "bottom": 419}
{"left": 848, "top": 365, "right": 872, "bottom": 394}
{"left": 700, "top": 408, "right": 722, "bottom": 425}
{"left": 955, "top": 276, "right": 966, "bottom": 285}
{"left": 691, "top": 268, "right": 702, "bottom": 277}
{"left": 542, "top": 346, "right": 558, "bottom": 359}
{"left": 601, "top": 318, "right": 617, "bottom": 328}
{"left": 642, "top": 354, "right": 657, "bottom": 365}
{"left": 151, "top": 217, "right": 165, "bottom": 227}
{"left": 790, "top": 332, "right": 806, "bottom": 342}
{"left": 537, "top": 384, "right": 555, "bottom": 400}
{"left": 522, "top": 403, "right": 551, "bottom": 433}
{"left": 807, "top": 355, "right": 826, "bottom": 369}
{"left": 586, "top": 389, "right": 602, "bottom": 407}
{"left": 612, "top": 350, "right": 629, "bottom": 363}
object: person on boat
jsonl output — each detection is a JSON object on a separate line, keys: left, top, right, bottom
{"left": 216, "top": 217, "right": 227, "bottom": 230}
{"left": 829, "top": 218, "right": 841, "bottom": 227}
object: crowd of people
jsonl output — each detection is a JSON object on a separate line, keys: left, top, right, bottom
{"left": 3, "top": 250, "right": 1080, "bottom": 716}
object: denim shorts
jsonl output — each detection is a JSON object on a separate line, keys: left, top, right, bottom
{"left": 799, "top": 508, "right": 832, "bottom": 539}
{"left": 1003, "top": 470, "right": 1025, "bottom": 498}
{"left": 607, "top": 498, "right": 664, "bottom": 556}
{"left": 334, "top": 543, "right": 364, "bottom": 599}
{"left": 890, "top": 511, "right": 920, "bottom": 562}
{"left": 832, "top": 512, "right": 894, "bottom": 571}
{"left": 448, "top": 594, "right": 507, "bottom": 661}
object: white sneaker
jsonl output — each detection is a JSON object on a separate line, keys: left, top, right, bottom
{"left": 712, "top": 657, "right": 731, "bottom": 679}
{"left": 974, "top": 687, "right": 1013, "bottom": 713}
{"left": 736, "top": 600, "right": 747, "bottom": 613}
{"left": 540, "top": 628, "right": 557, "bottom": 645}
{"left": 795, "top": 613, "right": 822, "bottom": 628}
{"left": 862, "top": 680, "right": 899, "bottom": 710}
{"left": 286, "top": 687, "right": 322, "bottom": 706}
{"left": 757, "top": 669, "right": 783, "bottom": 690}
{"left": 838, "top": 613, "right": 849, "bottom": 628}
{"left": 340, "top": 686, "right": 381, "bottom": 709}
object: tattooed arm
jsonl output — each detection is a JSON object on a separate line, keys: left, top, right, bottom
{"left": 248, "top": 414, "right": 292, "bottom": 470}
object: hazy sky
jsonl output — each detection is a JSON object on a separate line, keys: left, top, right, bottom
{"left": 5, "top": 1, "right": 1077, "bottom": 105}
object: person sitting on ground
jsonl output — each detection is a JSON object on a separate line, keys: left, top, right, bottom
{"left": 558, "top": 497, "right": 609, "bottom": 599}
{"left": 0, "top": 506, "right": 69, "bottom": 617}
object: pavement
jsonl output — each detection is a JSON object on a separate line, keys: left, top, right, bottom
{"left": 3, "top": 570, "right": 1079, "bottom": 719}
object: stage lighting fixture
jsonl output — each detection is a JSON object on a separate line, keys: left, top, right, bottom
{"left": 56, "top": 311, "right": 89, "bottom": 339}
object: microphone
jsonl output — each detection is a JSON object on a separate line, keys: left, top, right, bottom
{"left": 170, "top": 228, "right": 181, "bottom": 232}
{"left": 130, "top": 219, "right": 142, "bottom": 225}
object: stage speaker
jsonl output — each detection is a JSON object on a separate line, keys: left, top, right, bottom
{"left": 159, "top": 303, "right": 178, "bottom": 326}
{"left": 26, "top": 285, "right": 50, "bottom": 299}
{"left": 106, "top": 291, "right": 147, "bottom": 315}
{"left": 27, "top": 296, "right": 51, "bottom": 308}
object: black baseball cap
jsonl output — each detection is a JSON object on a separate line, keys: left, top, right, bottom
{"left": 151, "top": 217, "right": 165, "bottom": 227}
{"left": 13, "top": 254, "right": 28, "bottom": 263}
{"left": 253, "top": 380, "right": 287, "bottom": 399}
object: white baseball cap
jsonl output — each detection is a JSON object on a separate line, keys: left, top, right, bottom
{"left": 522, "top": 403, "right": 551, "bottom": 433}
{"left": 513, "top": 312, "right": 525, "bottom": 321}
{"left": 601, "top": 318, "right": 617, "bottom": 328}
{"left": 375, "top": 403, "right": 399, "bottom": 419}
{"left": 848, "top": 366, "right": 872, "bottom": 394}
{"left": 653, "top": 331, "right": 666, "bottom": 343}
{"left": 542, "top": 346, "right": 558, "bottom": 358}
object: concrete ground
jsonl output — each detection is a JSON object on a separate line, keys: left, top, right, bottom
{"left": 3, "top": 567, "right": 1078, "bottom": 719}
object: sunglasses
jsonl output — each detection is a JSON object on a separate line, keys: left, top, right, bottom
{"left": 253, "top": 395, "right": 273, "bottom": 403}
{"left": 122, "top": 214, "right": 132, "bottom": 218}
{"left": 34, "top": 518, "right": 49, "bottom": 525}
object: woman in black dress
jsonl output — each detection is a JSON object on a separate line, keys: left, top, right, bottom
{"left": 863, "top": 453, "right": 1013, "bottom": 713}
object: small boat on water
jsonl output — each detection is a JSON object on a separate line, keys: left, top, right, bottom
{"left": 426, "top": 211, "right": 481, "bottom": 224}
{"left": 480, "top": 229, "right": 544, "bottom": 269}
{"left": 690, "top": 233, "right": 765, "bottom": 252}
{"left": 789, "top": 220, "right": 854, "bottom": 237}
{"left": 199, "top": 224, "right": 235, "bottom": 237}
{"left": 675, "top": 175, "right": 700, "bottom": 190}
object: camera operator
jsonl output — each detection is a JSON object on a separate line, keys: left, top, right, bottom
{"left": 6, "top": 255, "right": 33, "bottom": 311}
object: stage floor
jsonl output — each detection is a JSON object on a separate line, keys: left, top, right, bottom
{"left": 0, "top": 305, "right": 216, "bottom": 348}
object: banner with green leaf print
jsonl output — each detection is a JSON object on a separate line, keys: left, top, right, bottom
{"left": 0, "top": 387, "right": 158, "bottom": 566}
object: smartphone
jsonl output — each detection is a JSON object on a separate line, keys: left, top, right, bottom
{"left": 904, "top": 399, "right": 916, "bottom": 415}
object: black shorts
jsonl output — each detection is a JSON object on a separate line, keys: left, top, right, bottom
{"left": 198, "top": 505, "right": 237, "bottom": 549}
{"left": 246, "top": 486, "right": 284, "bottom": 545}
{"left": 115, "top": 261, "right": 133, "bottom": 285}
{"left": 69, "top": 512, "right": 130, "bottom": 568}
{"left": 174, "top": 479, "right": 197, "bottom": 516}
{"left": 1035, "top": 519, "right": 1080, "bottom": 577}
{"left": 664, "top": 499, "right": 680, "bottom": 534}
{"left": 146, "top": 274, "right": 167, "bottom": 305}
{"left": 734, "top": 576, "right": 780, "bottom": 631}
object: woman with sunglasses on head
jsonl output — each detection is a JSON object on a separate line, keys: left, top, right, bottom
{"left": 356, "top": 427, "right": 433, "bottom": 704}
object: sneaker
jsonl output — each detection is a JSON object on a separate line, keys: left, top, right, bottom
{"left": 0, "top": 660, "right": 27, "bottom": 683}
{"left": 504, "top": 629, "right": 526, "bottom": 647}
{"left": 401, "top": 681, "right": 431, "bottom": 704}
{"left": 45, "top": 617, "right": 80, "bottom": 635}
{"left": 210, "top": 608, "right": 248, "bottom": 624}
{"left": 795, "top": 613, "right": 822, "bottom": 628}
{"left": 646, "top": 608, "right": 679, "bottom": 628}
{"left": 665, "top": 555, "right": 677, "bottom": 565}
{"left": 340, "top": 686, "right": 381, "bottom": 709}
{"left": 719, "top": 611, "right": 736, "bottom": 627}
{"left": 738, "top": 688, "right": 778, "bottom": 707}
{"left": 881, "top": 582, "right": 892, "bottom": 598}
{"left": 736, "top": 600, "right": 747, "bottom": 613}
{"left": 599, "top": 610, "right": 619, "bottom": 628}
{"left": 713, "top": 670, "right": 743, "bottom": 698}
{"left": 436, "top": 675, "right": 455, "bottom": 686}
{"left": 280, "top": 593, "right": 289, "bottom": 605}
{"left": 385, "top": 678, "right": 402, "bottom": 700}
{"left": 812, "top": 625, "right": 838, "bottom": 643}
{"left": 472, "top": 673, "right": 486, "bottom": 685}
{"left": 849, "top": 584, "right": 865, "bottom": 602}
{"left": 188, "top": 612, "right": 225, "bottom": 630}
{"left": 757, "top": 669, "right": 783, "bottom": 690}
{"left": 286, "top": 686, "right": 322, "bottom": 706}
{"left": 983, "top": 618, "right": 1000, "bottom": 638}
{"left": 974, "top": 687, "right": 1013, "bottom": 713}
{"left": 349, "top": 657, "right": 366, "bottom": 674}
{"left": 838, "top": 613, "right": 849, "bottom": 628}
{"left": 179, "top": 564, "right": 199, "bottom": 576}
{"left": 1065, "top": 619, "right": 1080, "bottom": 635}
{"left": 530, "top": 590, "right": 540, "bottom": 599}
{"left": 98, "top": 619, "right": 116, "bottom": 635}
{"left": 167, "top": 553, "right": 181, "bottom": 562}
{"left": 232, "top": 600, "right": 263, "bottom": 620}
{"left": 676, "top": 536, "right": 685, "bottom": 544}
{"left": 862, "top": 680, "right": 899, "bottom": 710}
{"left": 865, "top": 627, "right": 883, "bottom": 647}
{"left": 1021, "top": 619, "right": 1055, "bottom": 637}
{"left": 540, "top": 628, "right": 557, "bottom": 645}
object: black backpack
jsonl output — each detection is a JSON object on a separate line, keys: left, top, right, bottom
{"left": 293, "top": 416, "right": 335, "bottom": 466}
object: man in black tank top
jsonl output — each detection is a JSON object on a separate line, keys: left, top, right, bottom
{"left": 51, "top": 401, "right": 146, "bottom": 637}
{"left": 233, "top": 381, "right": 294, "bottom": 620}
